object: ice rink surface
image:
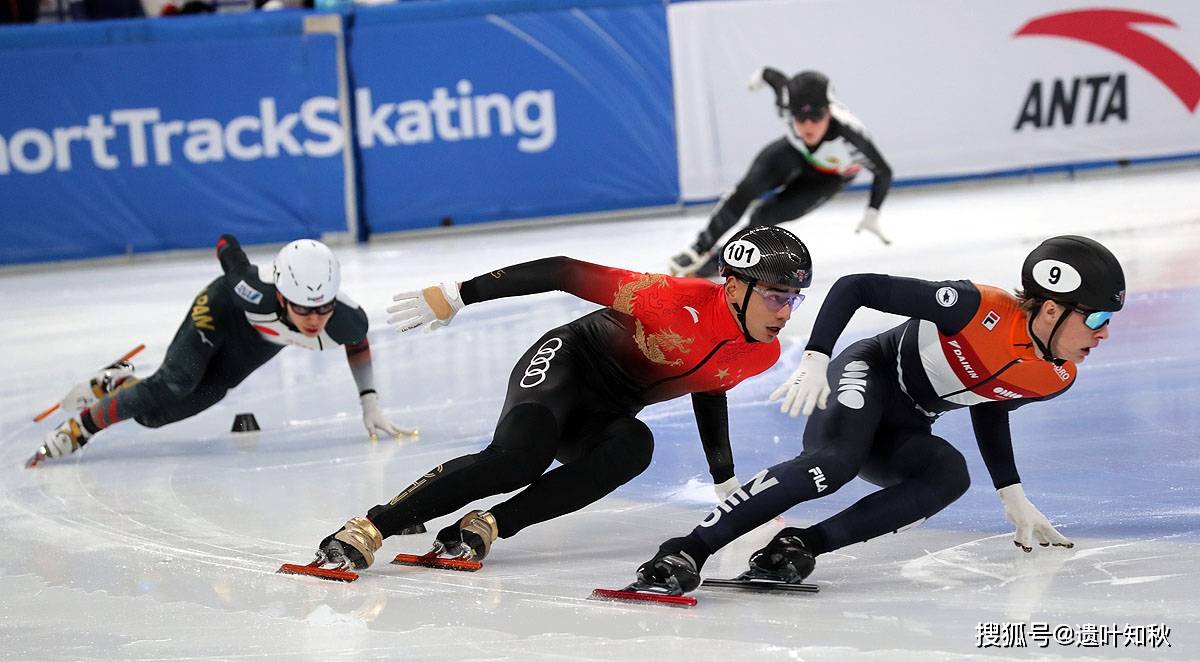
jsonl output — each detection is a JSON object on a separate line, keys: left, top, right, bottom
{"left": 2, "top": 164, "right": 1199, "bottom": 661}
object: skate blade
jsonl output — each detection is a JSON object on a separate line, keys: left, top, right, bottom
{"left": 701, "top": 575, "right": 819, "bottom": 593}
{"left": 25, "top": 449, "right": 48, "bottom": 469}
{"left": 589, "top": 585, "right": 697, "bottom": 608}
{"left": 277, "top": 561, "right": 359, "bottom": 582}
{"left": 391, "top": 552, "right": 481, "bottom": 572}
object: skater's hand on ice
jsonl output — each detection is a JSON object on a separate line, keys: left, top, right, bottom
{"left": 769, "top": 351, "right": 831, "bottom": 417}
{"left": 855, "top": 208, "right": 891, "bottom": 245}
{"left": 714, "top": 477, "right": 741, "bottom": 502}
{"left": 997, "top": 483, "right": 1073, "bottom": 552}
{"left": 360, "top": 392, "right": 418, "bottom": 441}
{"left": 387, "top": 283, "right": 463, "bottom": 333}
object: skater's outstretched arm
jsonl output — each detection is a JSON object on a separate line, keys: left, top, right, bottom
{"left": 216, "top": 234, "right": 255, "bottom": 281}
{"left": 346, "top": 338, "right": 416, "bottom": 440}
{"left": 971, "top": 398, "right": 1074, "bottom": 552}
{"left": 805, "top": 274, "right": 980, "bottom": 355}
{"left": 388, "top": 257, "right": 643, "bottom": 333}
{"left": 772, "top": 275, "right": 980, "bottom": 416}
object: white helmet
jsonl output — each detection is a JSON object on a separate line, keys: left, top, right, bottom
{"left": 273, "top": 239, "right": 340, "bottom": 306}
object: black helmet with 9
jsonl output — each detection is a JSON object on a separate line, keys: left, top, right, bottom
{"left": 1021, "top": 235, "right": 1125, "bottom": 312}
{"left": 1021, "top": 235, "right": 1124, "bottom": 365}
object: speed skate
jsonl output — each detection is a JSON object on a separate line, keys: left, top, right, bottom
{"left": 391, "top": 550, "right": 483, "bottom": 572}
{"left": 702, "top": 568, "right": 820, "bottom": 593}
{"left": 277, "top": 558, "right": 360, "bottom": 583}
{"left": 589, "top": 582, "right": 698, "bottom": 608}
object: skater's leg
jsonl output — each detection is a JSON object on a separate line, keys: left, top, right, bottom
{"left": 362, "top": 329, "right": 584, "bottom": 539}
{"left": 671, "top": 139, "right": 801, "bottom": 275}
{"left": 639, "top": 342, "right": 885, "bottom": 588}
{"left": 487, "top": 415, "right": 653, "bottom": 538}
{"left": 747, "top": 169, "right": 848, "bottom": 228}
{"left": 803, "top": 431, "right": 970, "bottom": 553}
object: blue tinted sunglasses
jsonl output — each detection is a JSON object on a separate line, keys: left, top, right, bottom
{"left": 1075, "top": 309, "right": 1112, "bottom": 330}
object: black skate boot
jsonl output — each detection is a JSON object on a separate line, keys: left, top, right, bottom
{"left": 747, "top": 528, "right": 816, "bottom": 583}
{"left": 433, "top": 510, "right": 498, "bottom": 561}
{"left": 636, "top": 538, "right": 702, "bottom": 594}
{"left": 319, "top": 516, "right": 383, "bottom": 570}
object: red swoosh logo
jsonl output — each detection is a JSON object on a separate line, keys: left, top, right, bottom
{"left": 1016, "top": 9, "right": 1200, "bottom": 112}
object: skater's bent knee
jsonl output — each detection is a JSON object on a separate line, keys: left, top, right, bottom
{"left": 915, "top": 446, "right": 970, "bottom": 509}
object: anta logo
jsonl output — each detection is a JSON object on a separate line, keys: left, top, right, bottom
{"left": 1014, "top": 10, "right": 1200, "bottom": 131}
{"left": 699, "top": 469, "right": 778, "bottom": 527}
{"left": 945, "top": 340, "right": 979, "bottom": 380}
{"left": 809, "top": 466, "right": 828, "bottom": 493}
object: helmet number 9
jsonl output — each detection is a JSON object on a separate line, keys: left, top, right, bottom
{"left": 1031, "top": 259, "right": 1081, "bottom": 293}
{"left": 724, "top": 240, "right": 761, "bottom": 268}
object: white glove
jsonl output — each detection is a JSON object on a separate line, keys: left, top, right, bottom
{"left": 768, "top": 351, "right": 832, "bottom": 417}
{"left": 387, "top": 283, "right": 463, "bottom": 333}
{"left": 747, "top": 67, "right": 767, "bottom": 90}
{"left": 714, "top": 477, "right": 741, "bottom": 502}
{"left": 359, "top": 392, "right": 417, "bottom": 441}
{"left": 997, "top": 483, "right": 1073, "bottom": 552}
{"left": 855, "top": 208, "right": 891, "bottom": 245}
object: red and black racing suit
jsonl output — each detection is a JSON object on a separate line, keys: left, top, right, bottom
{"left": 687, "top": 273, "right": 1077, "bottom": 559}
{"left": 365, "top": 257, "right": 780, "bottom": 540}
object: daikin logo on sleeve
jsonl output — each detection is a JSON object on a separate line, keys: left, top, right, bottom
{"left": 0, "top": 81, "right": 557, "bottom": 176}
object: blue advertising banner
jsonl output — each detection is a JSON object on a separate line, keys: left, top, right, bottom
{"left": 0, "top": 13, "right": 348, "bottom": 265}
{"left": 349, "top": 0, "right": 678, "bottom": 232}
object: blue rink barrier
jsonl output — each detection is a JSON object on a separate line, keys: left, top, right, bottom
{"left": 0, "top": 12, "right": 350, "bottom": 265}
{"left": 348, "top": 0, "right": 678, "bottom": 233}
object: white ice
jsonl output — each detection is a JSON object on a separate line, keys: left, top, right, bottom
{"left": 2, "top": 164, "right": 1199, "bottom": 660}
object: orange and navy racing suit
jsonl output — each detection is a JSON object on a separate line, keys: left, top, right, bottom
{"left": 686, "top": 273, "right": 1077, "bottom": 560}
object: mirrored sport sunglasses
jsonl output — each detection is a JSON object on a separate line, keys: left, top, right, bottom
{"left": 753, "top": 286, "right": 806, "bottom": 312}
{"left": 1074, "top": 308, "right": 1113, "bottom": 330}
{"left": 287, "top": 300, "right": 335, "bottom": 316}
